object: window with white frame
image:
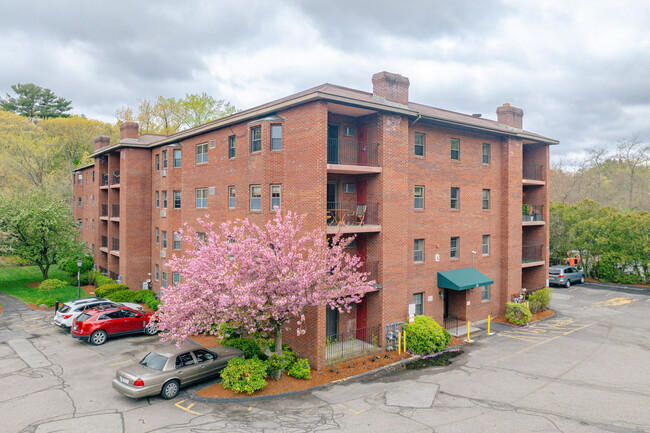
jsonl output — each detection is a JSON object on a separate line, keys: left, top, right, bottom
{"left": 250, "top": 185, "right": 261, "bottom": 210}
{"left": 162, "top": 190, "right": 167, "bottom": 209}
{"left": 228, "top": 135, "right": 236, "bottom": 159}
{"left": 414, "top": 186, "right": 424, "bottom": 209}
{"left": 270, "top": 124, "right": 282, "bottom": 151}
{"left": 197, "top": 232, "right": 206, "bottom": 247}
{"left": 196, "top": 188, "right": 207, "bottom": 208}
{"left": 161, "top": 271, "right": 167, "bottom": 288}
{"left": 155, "top": 154, "right": 160, "bottom": 170}
{"left": 451, "top": 138, "right": 460, "bottom": 160}
{"left": 162, "top": 231, "right": 167, "bottom": 249}
{"left": 481, "top": 285, "right": 490, "bottom": 301}
{"left": 155, "top": 227, "right": 159, "bottom": 244}
{"left": 482, "top": 234, "right": 490, "bottom": 255}
{"left": 450, "top": 236, "right": 459, "bottom": 259}
{"left": 415, "top": 133, "right": 425, "bottom": 156}
{"left": 78, "top": 197, "right": 82, "bottom": 207}
{"left": 173, "top": 232, "right": 181, "bottom": 250}
{"left": 162, "top": 150, "right": 168, "bottom": 169}
{"left": 451, "top": 187, "right": 459, "bottom": 210}
{"left": 173, "top": 149, "right": 181, "bottom": 168}
{"left": 482, "top": 189, "right": 490, "bottom": 210}
{"left": 173, "top": 190, "right": 181, "bottom": 209}
{"left": 482, "top": 143, "right": 491, "bottom": 164}
{"left": 196, "top": 143, "right": 208, "bottom": 164}
{"left": 250, "top": 126, "right": 261, "bottom": 152}
{"left": 155, "top": 191, "right": 159, "bottom": 207}
{"left": 78, "top": 173, "right": 82, "bottom": 182}
{"left": 155, "top": 264, "right": 159, "bottom": 281}
{"left": 270, "top": 184, "right": 281, "bottom": 210}
{"left": 413, "top": 292, "right": 424, "bottom": 315}
{"left": 228, "top": 186, "right": 236, "bottom": 209}
{"left": 172, "top": 272, "right": 180, "bottom": 286}
{"left": 414, "top": 239, "right": 424, "bottom": 263}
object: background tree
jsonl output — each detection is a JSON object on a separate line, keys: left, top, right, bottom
{"left": 158, "top": 211, "right": 375, "bottom": 378}
{"left": 182, "top": 93, "right": 237, "bottom": 128}
{"left": 0, "top": 83, "right": 72, "bottom": 118}
{"left": 0, "top": 188, "right": 84, "bottom": 280}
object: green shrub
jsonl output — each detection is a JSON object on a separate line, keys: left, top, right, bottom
{"left": 146, "top": 298, "right": 161, "bottom": 311}
{"left": 288, "top": 358, "right": 311, "bottom": 379}
{"left": 220, "top": 357, "right": 268, "bottom": 394}
{"left": 404, "top": 315, "right": 449, "bottom": 355}
{"left": 265, "top": 349, "right": 296, "bottom": 379}
{"left": 222, "top": 337, "right": 268, "bottom": 360}
{"left": 132, "top": 290, "right": 156, "bottom": 303}
{"left": 59, "top": 255, "right": 94, "bottom": 276}
{"left": 39, "top": 279, "right": 68, "bottom": 297}
{"left": 106, "top": 289, "right": 136, "bottom": 302}
{"left": 95, "top": 283, "right": 128, "bottom": 297}
{"left": 94, "top": 274, "right": 114, "bottom": 287}
{"left": 506, "top": 302, "right": 532, "bottom": 325}
{"left": 36, "top": 297, "right": 57, "bottom": 307}
{"left": 528, "top": 288, "right": 553, "bottom": 313}
{"left": 0, "top": 255, "right": 32, "bottom": 268}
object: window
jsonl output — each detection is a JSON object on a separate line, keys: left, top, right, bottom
{"left": 250, "top": 185, "right": 261, "bottom": 211}
{"left": 413, "top": 292, "right": 424, "bottom": 316}
{"left": 197, "top": 232, "right": 206, "bottom": 246}
{"left": 196, "top": 188, "right": 207, "bottom": 208}
{"left": 78, "top": 197, "right": 82, "bottom": 207}
{"left": 173, "top": 149, "right": 181, "bottom": 168}
{"left": 451, "top": 138, "right": 460, "bottom": 160}
{"left": 155, "top": 154, "right": 160, "bottom": 170}
{"left": 155, "top": 264, "right": 159, "bottom": 281}
{"left": 172, "top": 272, "right": 180, "bottom": 286}
{"left": 228, "top": 135, "right": 236, "bottom": 159}
{"left": 451, "top": 187, "right": 459, "bottom": 210}
{"left": 155, "top": 191, "right": 159, "bottom": 208}
{"left": 450, "top": 236, "right": 459, "bottom": 259}
{"left": 250, "top": 126, "right": 261, "bottom": 152}
{"left": 161, "top": 271, "right": 167, "bottom": 288}
{"left": 482, "top": 143, "right": 491, "bottom": 164}
{"left": 415, "top": 133, "right": 425, "bottom": 157}
{"left": 173, "top": 190, "right": 181, "bottom": 209}
{"left": 162, "top": 190, "right": 167, "bottom": 209}
{"left": 162, "top": 231, "right": 167, "bottom": 249}
{"left": 173, "top": 232, "right": 181, "bottom": 250}
{"left": 194, "top": 349, "right": 216, "bottom": 362}
{"left": 414, "top": 239, "right": 424, "bottom": 263}
{"left": 162, "top": 150, "right": 168, "bottom": 169}
{"left": 196, "top": 143, "right": 208, "bottom": 164}
{"left": 155, "top": 227, "right": 159, "bottom": 245}
{"left": 414, "top": 186, "right": 424, "bottom": 209}
{"left": 92, "top": 219, "right": 95, "bottom": 231}
{"left": 481, "top": 285, "right": 490, "bottom": 301}
{"left": 482, "top": 235, "right": 490, "bottom": 256}
{"left": 78, "top": 173, "right": 82, "bottom": 182}
{"left": 228, "top": 186, "right": 236, "bottom": 209}
{"left": 270, "top": 184, "right": 281, "bottom": 210}
{"left": 482, "top": 189, "right": 490, "bottom": 210}
{"left": 270, "top": 124, "right": 282, "bottom": 151}
{"left": 92, "top": 171, "right": 95, "bottom": 182}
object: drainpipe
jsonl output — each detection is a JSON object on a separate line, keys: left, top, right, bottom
{"left": 409, "top": 114, "right": 421, "bottom": 127}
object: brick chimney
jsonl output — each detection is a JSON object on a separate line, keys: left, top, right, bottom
{"left": 372, "top": 71, "right": 410, "bottom": 106}
{"left": 496, "top": 103, "right": 523, "bottom": 129}
{"left": 120, "top": 121, "right": 139, "bottom": 140}
{"left": 94, "top": 136, "right": 110, "bottom": 151}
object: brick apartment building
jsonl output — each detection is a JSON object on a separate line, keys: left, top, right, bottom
{"left": 73, "top": 72, "right": 557, "bottom": 368}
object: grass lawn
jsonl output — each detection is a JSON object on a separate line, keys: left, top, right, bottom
{"left": 0, "top": 265, "right": 88, "bottom": 304}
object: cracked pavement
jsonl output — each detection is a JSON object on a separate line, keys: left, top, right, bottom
{"left": 0, "top": 282, "right": 649, "bottom": 432}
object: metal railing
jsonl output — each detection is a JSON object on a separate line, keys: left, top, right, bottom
{"left": 327, "top": 138, "right": 379, "bottom": 167}
{"left": 101, "top": 204, "right": 108, "bottom": 217}
{"left": 101, "top": 174, "right": 109, "bottom": 186}
{"left": 112, "top": 170, "right": 120, "bottom": 185}
{"left": 522, "top": 204, "right": 544, "bottom": 222}
{"left": 359, "top": 260, "right": 379, "bottom": 284}
{"left": 444, "top": 315, "right": 461, "bottom": 335}
{"left": 111, "top": 237, "right": 119, "bottom": 252}
{"left": 101, "top": 235, "right": 108, "bottom": 248}
{"left": 326, "top": 202, "right": 379, "bottom": 226}
{"left": 111, "top": 204, "right": 120, "bottom": 218}
{"left": 325, "top": 323, "right": 382, "bottom": 364}
{"left": 523, "top": 163, "right": 544, "bottom": 181}
{"left": 522, "top": 244, "right": 543, "bottom": 263}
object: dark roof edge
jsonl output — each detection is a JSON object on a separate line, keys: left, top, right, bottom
{"left": 72, "top": 162, "right": 95, "bottom": 172}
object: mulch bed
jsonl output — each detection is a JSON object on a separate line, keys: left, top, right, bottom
{"left": 492, "top": 309, "right": 555, "bottom": 326}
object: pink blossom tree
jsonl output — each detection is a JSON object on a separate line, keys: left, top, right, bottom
{"left": 157, "top": 210, "right": 375, "bottom": 375}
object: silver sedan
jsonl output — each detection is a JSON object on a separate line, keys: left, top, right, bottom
{"left": 112, "top": 342, "right": 243, "bottom": 399}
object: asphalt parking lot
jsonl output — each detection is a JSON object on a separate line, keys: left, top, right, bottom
{"left": 0, "top": 282, "right": 649, "bottom": 433}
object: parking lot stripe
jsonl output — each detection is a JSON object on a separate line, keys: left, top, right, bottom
{"left": 174, "top": 399, "right": 203, "bottom": 415}
{"left": 108, "top": 360, "right": 132, "bottom": 367}
{"left": 569, "top": 287, "right": 579, "bottom": 292}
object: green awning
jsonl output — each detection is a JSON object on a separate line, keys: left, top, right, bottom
{"left": 437, "top": 267, "right": 494, "bottom": 291}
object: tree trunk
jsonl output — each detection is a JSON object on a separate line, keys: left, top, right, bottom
{"left": 273, "top": 324, "right": 283, "bottom": 380}
{"left": 37, "top": 262, "right": 49, "bottom": 280}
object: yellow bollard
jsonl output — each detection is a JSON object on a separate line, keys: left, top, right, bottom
{"left": 466, "top": 321, "right": 470, "bottom": 342}
{"left": 398, "top": 331, "right": 401, "bottom": 355}
{"left": 403, "top": 330, "right": 406, "bottom": 353}
{"left": 488, "top": 315, "right": 491, "bottom": 334}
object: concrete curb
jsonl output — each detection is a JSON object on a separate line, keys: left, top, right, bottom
{"left": 188, "top": 346, "right": 463, "bottom": 403}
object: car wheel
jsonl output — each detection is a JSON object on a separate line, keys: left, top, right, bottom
{"left": 160, "top": 380, "right": 180, "bottom": 400}
{"left": 565, "top": 280, "right": 571, "bottom": 288}
{"left": 144, "top": 323, "right": 159, "bottom": 335}
{"left": 90, "top": 330, "right": 107, "bottom": 345}
{"left": 580, "top": 276, "right": 585, "bottom": 284}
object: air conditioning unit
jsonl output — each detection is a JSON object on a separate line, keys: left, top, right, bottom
{"left": 161, "top": 169, "right": 166, "bottom": 177}
{"left": 344, "top": 183, "right": 356, "bottom": 194}
{"left": 209, "top": 187, "right": 215, "bottom": 196}
{"left": 344, "top": 126, "right": 356, "bottom": 137}
{"left": 160, "top": 250, "right": 166, "bottom": 259}
{"left": 160, "top": 210, "right": 166, "bottom": 218}
{"left": 209, "top": 140, "right": 216, "bottom": 149}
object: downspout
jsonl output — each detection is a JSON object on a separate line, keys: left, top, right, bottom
{"left": 409, "top": 114, "right": 422, "bottom": 127}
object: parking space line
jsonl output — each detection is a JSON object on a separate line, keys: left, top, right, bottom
{"left": 175, "top": 399, "right": 203, "bottom": 415}
{"left": 108, "top": 360, "right": 132, "bottom": 367}
{"left": 606, "top": 292, "right": 617, "bottom": 297}
{"left": 569, "top": 287, "right": 579, "bottom": 292}
{"left": 337, "top": 403, "right": 368, "bottom": 415}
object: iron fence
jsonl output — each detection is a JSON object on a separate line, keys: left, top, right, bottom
{"left": 326, "top": 201, "right": 379, "bottom": 226}
{"left": 522, "top": 204, "right": 544, "bottom": 222}
{"left": 360, "top": 260, "right": 379, "bottom": 284}
{"left": 101, "top": 235, "right": 108, "bottom": 248}
{"left": 101, "top": 174, "right": 109, "bottom": 186}
{"left": 327, "top": 138, "right": 379, "bottom": 166}
{"left": 101, "top": 204, "right": 108, "bottom": 217}
{"left": 112, "top": 170, "right": 120, "bottom": 185}
{"left": 444, "top": 315, "right": 461, "bottom": 335}
{"left": 111, "top": 204, "right": 120, "bottom": 218}
{"left": 111, "top": 237, "right": 120, "bottom": 252}
{"left": 523, "top": 163, "right": 544, "bottom": 181}
{"left": 325, "top": 323, "right": 382, "bottom": 365}
{"left": 522, "top": 244, "right": 543, "bottom": 263}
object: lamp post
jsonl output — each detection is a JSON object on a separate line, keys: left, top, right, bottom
{"left": 471, "top": 250, "right": 477, "bottom": 268}
{"left": 76, "top": 258, "right": 83, "bottom": 299}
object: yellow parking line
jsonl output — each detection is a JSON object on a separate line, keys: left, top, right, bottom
{"left": 569, "top": 287, "right": 579, "bottom": 292}
{"left": 108, "top": 360, "right": 132, "bottom": 367}
{"left": 606, "top": 292, "right": 617, "bottom": 297}
{"left": 27, "top": 325, "right": 49, "bottom": 331}
{"left": 26, "top": 316, "right": 43, "bottom": 321}
{"left": 175, "top": 399, "right": 202, "bottom": 415}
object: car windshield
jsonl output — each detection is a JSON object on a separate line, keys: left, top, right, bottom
{"left": 76, "top": 313, "right": 92, "bottom": 322}
{"left": 549, "top": 268, "right": 561, "bottom": 275}
{"left": 59, "top": 304, "right": 71, "bottom": 313}
{"left": 140, "top": 352, "right": 169, "bottom": 371}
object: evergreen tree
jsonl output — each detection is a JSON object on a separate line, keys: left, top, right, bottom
{"left": 1, "top": 83, "right": 72, "bottom": 118}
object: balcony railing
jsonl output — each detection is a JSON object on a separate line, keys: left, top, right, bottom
{"left": 112, "top": 170, "right": 120, "bottom": 185}
{"left": 359, "top": 260, "right": 379, "bottom": 284}
{"left": 111, "top": 204, "right": 120, "bottom": 218}
{"left": 101, "top": 173, "right": 109, "bottom": 186}
{"left": 523, "top": 163, "right": 544, "bottom": 181}
{"left": 325, "top": 323, "right": 382, "bottom": 364}
{"left": 522, "top": 204, "right": 544, "bottom": 222}
{"left": 101, "top": 204, "right": 108, "bottom": 217}
{"left": 522, "top": 244, "right": 543, "bottom": 263}
{"left": 327, "top": 202, "right": 379, "bottom": 226}
{"left": 101, "top": 235, "right": 108, "bottom": 248}
{"left": 327, "top": 138, "right": 379, "bottom": 167}
{"left": 111, "top": 237, "right": 120, "bottom": 252}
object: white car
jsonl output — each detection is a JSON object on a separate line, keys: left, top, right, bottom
{"left": 54, "top": 297, "right": 143, "bottom": 331}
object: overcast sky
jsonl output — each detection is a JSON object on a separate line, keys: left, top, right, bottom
{"left": 1, "top": 0, "right": 648, "bottom": 164}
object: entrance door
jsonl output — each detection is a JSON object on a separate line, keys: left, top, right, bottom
{"left": 357, "top": 124, "right": 367, "bottom": 165}
{"left": 327, "top": 124, "right": 339, "bottom": 164}
{"left": 326, "top": 307, "right": 339, "bottom": 340}
{"left": 357, "top": 180, "right": 367, "bottom": 205}
{"left": 443, "top": 289, "right": 449, "bottom": 318}
{"left": 356, "top": 298, "right": 367, "bottom": 340}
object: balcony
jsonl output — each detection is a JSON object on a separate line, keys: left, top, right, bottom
{"left": 359, "top": 260, "right": 380, "bottom": 288}
{"left": 327, "top": 139, "right": 381, "bottom": 174}
{"left": 101, "top": 174, "right": 109, "bottom": 189}
{"left": 522, "top": 204, "right": 544, "bottom": 225}
{"left": 522, "top": 244, "right": 544, "bottom": 267}
{"left": 100, "top": 204, "right": 108, "bottom": 219}
{"left": 111, "top": 170, "right": 120, "bottom": 187}
{"left": 111, "top": 204, "right": 120, "bottom": 220}
{"left": 326, "top": 202, "right": 380, "bottom": 234}
{"left": 110, "top": 237, "right": 120, "bottom": 256}
{"left": 100, "top": 235, "right": 108, "bottom": 253}
{"left": 523, "top": 163, "right": 544, "bottom": 185}
{"left": 325, "top": 323, "right": 382, "bottom": 365}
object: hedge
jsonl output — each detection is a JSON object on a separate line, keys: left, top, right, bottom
{"left": 95, "top": 283, "right": 129, "bottom": 297}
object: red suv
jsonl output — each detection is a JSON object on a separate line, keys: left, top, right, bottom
{"left": 71, "top": 305, "right": 158, "bottom": 345}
